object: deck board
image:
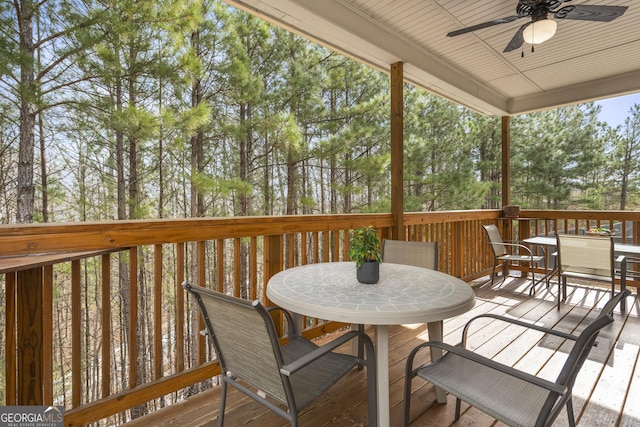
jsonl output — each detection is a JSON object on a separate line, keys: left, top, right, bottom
{"left": 123, "top": 277, "right": 639, "bottom": 426}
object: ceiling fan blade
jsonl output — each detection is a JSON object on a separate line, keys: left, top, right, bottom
{"left": 447, "top": 15, "right": 520, "bottom": 37}
{"left": 554, "top": 5, "right": 628, "bottom": 22}
{"left": 503, "top": 23, "right": 528, "bottom": 53}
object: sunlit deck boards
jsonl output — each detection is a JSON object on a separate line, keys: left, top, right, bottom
{"left": 124, "top": 277, "right": 639, "bottom": 427}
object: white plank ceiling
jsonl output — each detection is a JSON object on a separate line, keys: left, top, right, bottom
{"left": 222, "top": 0, "right": 640, "bottom": 116}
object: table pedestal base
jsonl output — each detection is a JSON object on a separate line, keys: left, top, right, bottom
{"left": 427, "top": 321, "right": 447, "bottom": 403}
{"left": 374, "top": 320, "right": 446, "bottom": 427}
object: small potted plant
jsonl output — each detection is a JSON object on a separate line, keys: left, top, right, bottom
{"left": 349, "top": 226, "right": 382, "bottom": 284}
{"left": 587, "top": 227, "right": 613, "bottom": 237}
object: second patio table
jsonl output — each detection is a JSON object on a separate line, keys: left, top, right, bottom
{"left": 266, "top": 261, "right": 476, "bottom": 427}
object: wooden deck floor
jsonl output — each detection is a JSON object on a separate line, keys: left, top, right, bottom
{"left": 125, "top": 277, "right": 640, "bottom": 427}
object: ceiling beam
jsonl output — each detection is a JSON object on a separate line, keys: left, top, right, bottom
{"left": 509, "top": 69, "right": 640, "bottom": 114}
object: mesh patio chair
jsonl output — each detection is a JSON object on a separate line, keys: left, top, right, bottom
{"left": 381, "top": 239, "right": 438, "bottom": 270}
{"left": 183, "top": 281, "right": 377, "bottom": 427}
{"left": 402, "top": 289, "right": 630, "bottom": 427}
{"left": 482, "top": 224, "right": 545, "bottom": 295}
{"left": 556, "top": 233, "right": 627, "bottom": 311}
{"left": 357, "top": 239, "right": 438, "bottom": 358}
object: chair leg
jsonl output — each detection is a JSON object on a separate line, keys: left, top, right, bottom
{"left": 490, "top": 263, "right": 497, "bottom": 286}
{"left": 357, "top": 324, "right": 365, "bottom": 370}
{"left": 501, "top": 260, "right": 508, "bottom": 282}
{"left": 454, "top": 398, "right": 462, "bottom": 421}
{"left": 218, "top": 380, "right": 227, "bottom": 427}
{"left": 557, "top": 276, "right": 568, "bottom": 310}
{"left": 566, "top": 398, "right": 576, "bottom": 427}
{"left": 489, "top": 261, "right": 507, "bottom": 286}
{"left": 402, "top": 374, "right": 412, "bottom": 427}
{"left": 364, "top": 342, "right": 378, "bottom": 427}
{"left": 529, "top": 264, "right": 537, "bottom": 296}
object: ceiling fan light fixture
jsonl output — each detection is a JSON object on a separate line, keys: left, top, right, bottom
{"left": 522, "top": 19, "right": 557, "bottom": 45}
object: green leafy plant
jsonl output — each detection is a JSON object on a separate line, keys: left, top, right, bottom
{"left": 348, "top": 226, "right": 382, "bottom": 268}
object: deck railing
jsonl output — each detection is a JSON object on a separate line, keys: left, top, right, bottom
{"left": 1, "top": 209, "right": 638, "bottom": 426}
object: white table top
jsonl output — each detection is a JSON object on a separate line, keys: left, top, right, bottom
{"left": 523, "top": 235, "right": 640, "bottom": 256}
{"left": 522, "top": 236, "right": 556, "bottom": 246}
{"left": 266, "top": 262, "right": 475, "bottom": 325}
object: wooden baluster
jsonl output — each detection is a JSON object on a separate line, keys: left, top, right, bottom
{"left": 234, "top": 238, "right": 241, "bottom": 297}
{"left": 129, "top": 247, "right": 138, "bottom": 389}
{"left": 176, "top": 242, "right": 185, "bottom": 372}
{"left": 43, "top": 265, "right": 53, "bottom": 404}
{"left": 17, "top": 268, "right": 44, "bottom": 405}
{"left": 198, "top": 241, "right": 206, "bottom": 365}
{"left": 154, "top": 244, "right": 163, "bottom": 380}
{"left": 6, "top": 271, "right": 17, "bottom": 405}
{"left": 71, "top": 260, "right": 81, "bottom": 407}
{"left": 264, "top": 234, "right": 284, "bottom": 334}
{"left": 249, "top": 236, "right": 257, "bottom": 301}
{"left": 100, "top": 255, "right": 111, "bottom": 398}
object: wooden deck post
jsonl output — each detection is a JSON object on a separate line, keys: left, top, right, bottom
{"left": 502, "top": 116, "right": 513, "bottom": 242}
{"left": 501, "top": 116, "right": 511, "bottom": 208}
{"left": 391, "top": 62, "right": 404, "bottom": 240}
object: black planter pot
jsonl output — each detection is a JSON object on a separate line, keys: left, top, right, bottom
{"left": 356, "top": 261, "right": 379, "bottom": 284}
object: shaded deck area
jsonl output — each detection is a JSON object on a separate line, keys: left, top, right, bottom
{"left": 124, "top": 277, "right": 640, "bottom": 426}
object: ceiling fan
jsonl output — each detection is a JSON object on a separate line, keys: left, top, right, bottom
{"left": 446, "top": 0, "right": 628, "bottom": 53}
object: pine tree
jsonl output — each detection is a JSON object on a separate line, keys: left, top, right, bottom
{"left": 610, "top": 104, "right": 640, "bottom": 210}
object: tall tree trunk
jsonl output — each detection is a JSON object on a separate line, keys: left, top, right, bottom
{"left": 158, "top": 79, "right": 164, "bottom": 218}
{"left": 238, "top": 102, "right": 252, "bottom": 293}
{"left": 17, "top": 0, "right": 36, "bottom": 223}
{"left": 36, "top": 11, "right": 47, "bottom": 222}
{"left": 116, "top": 74, "right": 126, "bottom": 221}
{"left": 329, "top": 89, "right": 338, "bottom": 213}
{"left": 263, "top": 135, "right": 271, "bottom": 214}
{"left": 128, "top": 54, "right": 139, "bottom": 219}
{"left": 39, "top": 112, "right": 48, "bottom": 221}
{"left": 619, "top": 137, "right": 633, "bottom": 210}
{"left": 190, "top": 30, "right": 204, "bottom": 218}
{"left": 239, "top": 103, "right": 252, "bottom": 215}
{"left": 286, "top": 147, "right": 297, "bottom": 215}
{"left": 620, "top": 166, "right": 628, "bottom": 210}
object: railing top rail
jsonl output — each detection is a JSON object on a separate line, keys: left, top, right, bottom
{"left": 0, "top": 214, "right": 394, "bottom": 256}
{"left": 523, "top": 210, "right": 640, "bottom": 220}
{"left": 2, "top": 210, "right": 638, "bottom": 257}
{"left": 404, "top": 209, "right": 501, "bottom": 224}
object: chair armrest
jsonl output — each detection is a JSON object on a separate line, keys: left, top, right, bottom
{"left": 266, "top": 306, "right": 301, "bottom": 339}
{"left": 461, "top": 313, "right": 578, "bottom": 347}
{"left": 280, "top": 330, "right": 374, "bottom": 376}
{"left": 407, "top": 341, "right": 567, "bottom": 396}
{"left": 496, "top": 242, "right": 537, "bottom": 256}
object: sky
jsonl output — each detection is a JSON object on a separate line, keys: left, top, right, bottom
{"left": 594, "top": 93, "right": 640, "bottom": 128}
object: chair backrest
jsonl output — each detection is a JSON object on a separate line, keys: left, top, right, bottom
{"left": 382, "top": 239, "right": 438, "bottom": 270}
{"left": 538, "top": 290, "right": 629, "bottom": 425}
{"left": 482, "top": 224, "right": 507, "bottom": 257}
{"left": 556, "top": 233, "right": 614, "bottom": 279}
{"left": 183, "top": 282, "right": 290, "bottom": 404}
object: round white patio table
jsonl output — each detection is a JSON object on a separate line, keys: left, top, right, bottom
{"left": 266, "top": 261, "right": 476, "bottom": 427}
